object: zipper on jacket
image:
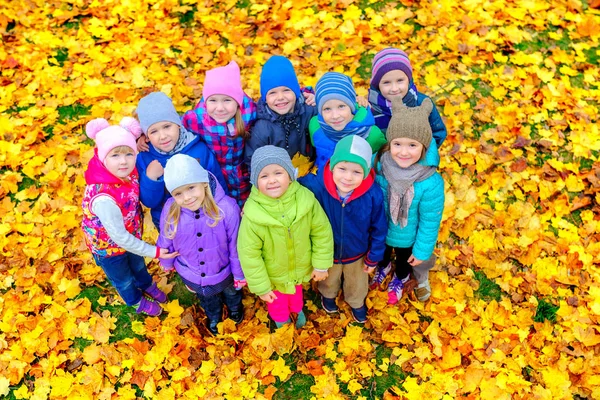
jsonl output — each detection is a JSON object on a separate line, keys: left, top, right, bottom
{"left": 338, "top": 201, "right": 345, "bottom": 261}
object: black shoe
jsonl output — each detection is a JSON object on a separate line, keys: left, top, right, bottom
{"left": 207, "top": 319, "right": 219, "bottom": 335}
{"left": 229, "top": 308, "right": 244, "bottom": 324}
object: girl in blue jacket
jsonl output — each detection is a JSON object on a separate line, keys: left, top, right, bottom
{"left": 299, "top": 135, "right": 387, "bottom": 323}
{"left": 373, "top": 97, "right": 445, "bottom": 304}
{"left": 135, "top": 92, "right": 227, "bottom": 229}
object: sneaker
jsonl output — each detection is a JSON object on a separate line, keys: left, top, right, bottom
{"left": 350, "top": 305, "right": 368, "bottom": 323}
{"left": 136, "top": 297, "right": 162, "bottom": 316}
{"left": 145, "top": 282, "right": 167, "bottom": 303}
{"left": 415, "top": 280, "right": 431, "bottom": 302}
{"left": 369, "top": 262, "right": 392, "bottom": 290}
{"left": 387, "top": 274, "right": 410, "bottom": 305}
{"left": 207, "top": 319, "right": 219, "bottom": 335}
{"left": 321, "top": 296, "right": 339, "bottom": 313}
{"left": 229, "top": 308, "right": 244, "bottom": 324}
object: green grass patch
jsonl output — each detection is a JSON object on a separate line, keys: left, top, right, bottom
{"left": 48, "top": 47, "right": 69, "bottom": 67}
{"left": 364, "top": 345, "right": 407, "bottom": 398}
{"left": 168, "top": 275, "right": 199, "bottom": 309}
{"left": 235, "top": 0, "right": 252, "bottom": 8}
{"left": 533, "top": 298, "right": 559, "bottom": 323}
{"left": 583, "top": 46, "right": 600, "bottom": 64}
{"left": 174, "top": 5, "right": 197, "bottom": 27}
{"left": 6, "top": 103, "right": 35, "bottom": 115}
{"left": 72, "top": 337, "right": 93, "bottom": 351}
{"left": 356, "top": 52, "right": 373, "bottom": 81}
{"left": 358, "top": 0, "right": 396, "bottom": 12}
{"left": 57, "top": 103, "right": 91, "bottom": 124}
{"left": 273, "top": 373, "right": 315, "bottom": 400}
{"left": 473, "top": 270, "right": 502, "bottom": 302}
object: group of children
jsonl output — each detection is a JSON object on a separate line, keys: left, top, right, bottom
{"left": 81, "top": 48, "right": 446, "bottom": 334}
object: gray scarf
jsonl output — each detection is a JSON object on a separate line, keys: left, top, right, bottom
{"left": 381, "top": 152, "right": 436, "bottom": 227}
{"left": 154, "top": 126, "right": 196, "bottom": 155}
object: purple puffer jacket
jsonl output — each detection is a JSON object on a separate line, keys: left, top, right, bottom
{"left": 157, "top": 173, "right": 244, "bottom": 286}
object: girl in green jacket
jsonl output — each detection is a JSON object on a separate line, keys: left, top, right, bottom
{"left": 238, "top": 146, "right": 334, "bottom": 328}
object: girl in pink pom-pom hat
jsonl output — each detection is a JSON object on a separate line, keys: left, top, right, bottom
{"left": 81, "top": 117, "right": 177, "bottom": 317}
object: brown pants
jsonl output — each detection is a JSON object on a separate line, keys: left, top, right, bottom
{"left": 318, "top": 258, "right": 368, "bottom": 309}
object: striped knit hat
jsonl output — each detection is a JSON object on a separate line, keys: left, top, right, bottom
{"left": 370, "top": 48, "right": 413, "bottom": 90}
{"left": 315, "top": 72, "right": 356, "bottom": 114}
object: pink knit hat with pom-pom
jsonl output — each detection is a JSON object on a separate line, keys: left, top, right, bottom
{"left": 86, "top": 117, "right": 142, "bottom": 162}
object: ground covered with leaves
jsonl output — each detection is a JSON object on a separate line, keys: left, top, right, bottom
{"left": 1, "top": 0, "right": 600, "bottom": 399}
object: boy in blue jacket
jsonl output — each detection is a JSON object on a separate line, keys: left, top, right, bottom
{"left": 299, "top": 135, "right": 387, "bottom": 323}
{"left": 135, "top": 92, "right": 227, "bottom": 229}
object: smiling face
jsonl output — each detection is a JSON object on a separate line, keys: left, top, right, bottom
{"left": 321, "top": 99, "right": 353, "bottom": 131}
{"left": 104, "top": 146, "right": 137, "bottom": 178}
{"left": 378, "top": 69, "right": 410, "bottom": 102}
{"left": 205, "top": 94, "right": 239, "bottom": 123}
{"left": 171, "top": 183, "right": 207, "bottom": 211}
{"left": 265, "top": 86, "right": 297, "bottom": 115}
{"left": 389, "top": 138, "right": 424, "bottom": 168}
{"left": 147, "top": 121, "right": 180, "bottom": 152}
{"left": 256, "top": 164, "right": 291, "bottom": 199}
{"left": 331, "top": 161, "right": 364, "bottom": 197}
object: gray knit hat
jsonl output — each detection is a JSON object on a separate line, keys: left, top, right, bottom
{"left": 386, "top": 97, "right": 433, "bottom": 149}
{"left": 136, "top": 92, "right": 182, "bottom": 134}
{"left": 250, "top": 145, "right": 297, "bottom": 185}
{"left": 164, "top": 154, "right": 209, "bottom": 194}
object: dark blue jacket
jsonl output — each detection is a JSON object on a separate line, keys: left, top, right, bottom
{"left": 244, "top": 98, "right": 317, "bottom": 169}
{"left": 136, "top": 136, "right": 227, "bottom": 227}
{"left": 299, "top": 163, "right": 387, "bottom": 266}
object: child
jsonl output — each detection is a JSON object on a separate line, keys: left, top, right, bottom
{"left": 368, "top": 48, "right": 447, "bottom": 146}
{"left": 157, "top": 154, "right": 245, "bottom": 335}
{"left": 237, "top": 146, "right": 334, "bottom": 328}
{"left": 81, "top": 117, "right": 177, "bottom": 316}
{"left": 135, "top": 91, "right": 227, "bottom": 229}
{"left": 309, "top": 72, "right": 386, "bottom": 171}
{"left": 299, "top": 135, "right": 387, "bottom": 323}
{"left": 373, "top": 97, "right": 445, "bottom": 304}
{"left": 245, "top": 55, "right": 318, "bottom": 171}
{"left": 182, "top": 60, "right": 257, "bottom": 207}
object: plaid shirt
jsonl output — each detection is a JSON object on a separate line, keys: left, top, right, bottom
{"left": 183, "top": 93, "right": 257, "bottom": 207}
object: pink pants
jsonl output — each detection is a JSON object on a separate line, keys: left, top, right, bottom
{"left": 266, "top": 285, "right": 304, "bottom": 323}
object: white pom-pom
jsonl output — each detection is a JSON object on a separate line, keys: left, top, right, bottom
{"left": 86, "top": 118, "right": 110, "bottom": 140}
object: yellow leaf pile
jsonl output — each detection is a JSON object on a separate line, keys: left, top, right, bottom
{"left": 1, "top": 0, "right": 600, "bottom": 399}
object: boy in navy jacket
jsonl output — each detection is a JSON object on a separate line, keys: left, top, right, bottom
{"left": 299, "top": 135, "right": 387, "bottom": 323}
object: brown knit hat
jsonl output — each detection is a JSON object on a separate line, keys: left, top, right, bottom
{"left": 386, "top": 97, "right": 433, "bottom": 149}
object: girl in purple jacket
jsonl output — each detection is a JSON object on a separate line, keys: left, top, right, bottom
{"left": 157, "top": 154, "right": 246, "bottom": 335}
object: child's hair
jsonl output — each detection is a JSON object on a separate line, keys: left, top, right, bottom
{"left": 163, "top": 183, "right": 222, "bottom": 239}
{"left": 233, "top": 108, "right": 248, "bottom": 139}
{"left": 110, "top": 145, "right": 135, "bottom": 154}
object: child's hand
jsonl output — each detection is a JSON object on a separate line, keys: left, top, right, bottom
{"left": 159, "top": 248, "right": 179, "bottom": 259}
{"left": 260, "top": 291, "right": 277, "bottom": 303}
{"left": 303, "top": 92, "right": 316, "bottom": 107}
{"left": 407, "top": 255, "right": 423, "bottom": 267}
{"left": 311, "top": 269, "right": 328, "bottom": 282}
{"left": 363, "top": 264, "right": 376, "bottom": 274}
{"left": 137, "top": 135, "right": 150, "bottom": 152}
{"left": 234, "top": 279, "right": 247, "bottom": 290}
{"left": 146, "top": 160, "right": 164, "bottom": 181}
{"left": 356, "top": 95, "right": 369, "bottom": 108}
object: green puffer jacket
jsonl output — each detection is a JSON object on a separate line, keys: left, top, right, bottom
{"left": 237, "top": 182, "right": 334, "bottom": 295}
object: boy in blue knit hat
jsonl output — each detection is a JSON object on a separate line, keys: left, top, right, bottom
{"left": 299, "top": 135, "right": 387, "bottom": 323}
{"left": 245, "top": 56, "right": 317, "bottom": 175}
{"left": 309, "top": 72, "right": 386, "bottom": 171}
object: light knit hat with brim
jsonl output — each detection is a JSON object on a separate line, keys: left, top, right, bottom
{"left": 164, "top": 153, "right": 209, "bottom": 194}
{"left": 250, "top": 145, "right": 297, "bottom": 185}
{"left": 386, "top": 97, "right": 433, "bottom": 149}
{"left": 136, "top": 91, "right": 182, "bottom": 135}
{"left": 330, "top": 135, "right": 373, "bottom": 178}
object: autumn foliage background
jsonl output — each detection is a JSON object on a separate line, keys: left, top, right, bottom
{"left": 1, "top": 0, "right": 600, "bottom": 398}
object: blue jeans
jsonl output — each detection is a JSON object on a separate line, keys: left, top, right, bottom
{"left": 183, "top": 279, "right": 243, "bottom": 322}
{"left": 93, "top": 252, "right": 153, "bottom": 306}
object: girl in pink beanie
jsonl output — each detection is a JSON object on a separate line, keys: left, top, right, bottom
{"left": 81, "top": 117, "right": 177, "bottom": 317}
{"left": 182, "top": 60, "right": 257, "bottom": 206}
